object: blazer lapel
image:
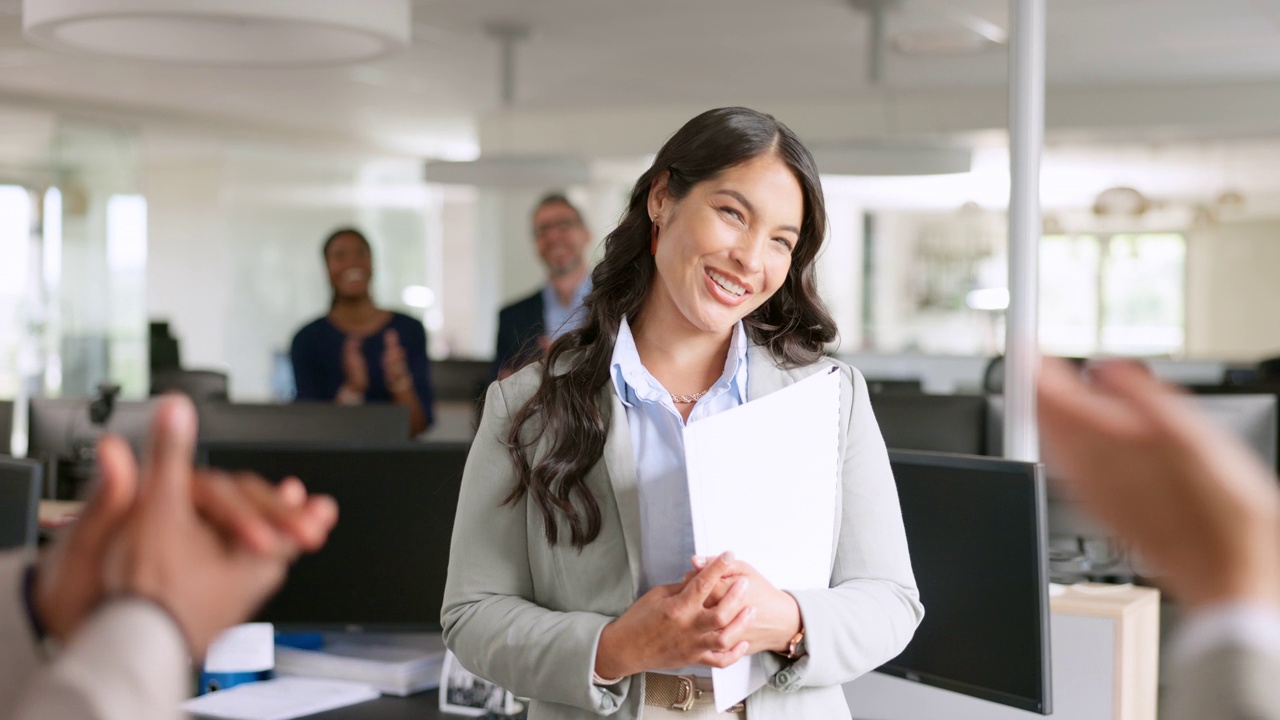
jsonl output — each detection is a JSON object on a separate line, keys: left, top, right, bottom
{"left": 599, "top": 385, "right": 643, "bottom": 597}
{"left": 746, "top": 345, "right": 840, "bottom": 407}
{"left": 746, "top": 345, "right": 796, "bottom": 400}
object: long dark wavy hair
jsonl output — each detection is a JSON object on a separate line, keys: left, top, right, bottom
{"left": 505, "top": 107, "right": 837, "bottom": 548}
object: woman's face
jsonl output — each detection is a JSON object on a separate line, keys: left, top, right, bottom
{"left": 646, "top": 153, "right": 803, "bottom": 336}
{"left": 325, "top": 233, "right": 372, "bottom": 301}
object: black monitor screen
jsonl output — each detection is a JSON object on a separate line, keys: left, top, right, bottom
{"left": 0, "top": 456, "right": 42, "bottom": 551}
{"left": 0, "top": 401, "right": 12, "bottom": 456}
{"left": 198, "top": 403, "right": 412, "bottom": 445}
{"left": 202, "top": 442, "right": 470, "bottom": 631}
{"left": 880, "top": 450, "right": 1052, "bottom": 714}
{"left": 871, "top": 394, "right": 987, "bottom": 455}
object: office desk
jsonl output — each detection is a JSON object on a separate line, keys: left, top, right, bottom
{"left": 303, "top": 690, "right": 446, "bottom": 720}
{"left": 193, "top": 689, "right": 452, "bottom": 720}
{"left": 845, "top": 583, "right": 1161, "bottom": 720}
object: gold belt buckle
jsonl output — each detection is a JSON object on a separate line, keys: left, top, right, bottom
{"left": 672, "top": 675, "right": 700, "bottom": 711}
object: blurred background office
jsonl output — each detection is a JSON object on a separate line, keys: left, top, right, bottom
{"left": 3, "top": 0, "right": 1279, "bottom": 414}
{"left": 3, "top": 2, "right": 1280, "bottom": 718}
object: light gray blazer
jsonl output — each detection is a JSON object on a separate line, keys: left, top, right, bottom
{"left": 1166, "top": 642, "right": 1280, "bottom": 720}
{"left": 0, "top": 551, "right": 189, "bottom": 720}
{"left": 441, "top": 347, "right": 924, "bottom": 719}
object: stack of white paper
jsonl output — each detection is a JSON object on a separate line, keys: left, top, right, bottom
{"left": 274, "top": 637, "right": 446, "bottom": 697}
{"left": 683, "top": 367, "right": 842, "bottom": 712}
{"left": 181, "top": 677, "right": 379, "bottom": 720}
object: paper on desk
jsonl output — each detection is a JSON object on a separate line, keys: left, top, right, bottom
{"left": 683, "top": 366, "right": 841, "bottom": 712}
{"left": 181, "top": 677, "right": 379, "bottom": 720}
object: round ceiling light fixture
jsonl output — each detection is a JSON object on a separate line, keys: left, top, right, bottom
{"left": 22, "top": 0, "right": 411, "bottom": 66}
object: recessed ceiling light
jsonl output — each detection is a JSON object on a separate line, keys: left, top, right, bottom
{"left": 22, "top": 0, "right": 410, "bottom": 66}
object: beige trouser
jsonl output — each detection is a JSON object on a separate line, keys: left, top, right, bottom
{"left": 641, "top": 674, "right": 747, "bottom": 719}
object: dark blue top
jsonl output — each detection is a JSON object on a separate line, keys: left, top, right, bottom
{"left": 289, "top": 312, "right": 434, "bottom": 427}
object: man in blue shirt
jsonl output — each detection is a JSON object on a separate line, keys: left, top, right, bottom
{"left": 493, "top": 193, "right": 593, "bottom": 379}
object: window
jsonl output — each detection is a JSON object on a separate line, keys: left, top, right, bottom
{"left": 1040, "top": 233, "right": 1185, "bottom": 357}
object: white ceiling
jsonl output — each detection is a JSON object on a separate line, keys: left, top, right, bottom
{"left": 2, "top": 0, "right": 1280, "bottom": 155}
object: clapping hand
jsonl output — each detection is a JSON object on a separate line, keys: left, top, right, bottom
{"left": 35, "top": 396, "right": 338, "bottom": 658}
{"left": 1038, "top": 358, "right": 1280, "bottom": 610}
{"left": 341, "top": 335, "right": 369, "bottom": 398}
{"left": 381, "top": 329, "right": 412, "bottom": 397}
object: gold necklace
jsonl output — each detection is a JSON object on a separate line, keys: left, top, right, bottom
{"left": 670, "top": 389, "right": 709, "bottom": 404}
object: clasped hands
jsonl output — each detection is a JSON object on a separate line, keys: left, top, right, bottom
{"left": 33, "top": 395, "right": 337, "bottom": 659}
{"left": 341, "top": 329, "right": 412, "bottom": 399}
{"left": 594, "top": 552, "right": 802, "bottom": 679}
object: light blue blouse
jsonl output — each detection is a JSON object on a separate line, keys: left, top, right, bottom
{"left": 542, "top": 276, "right": 592, "bottom": 341}
{"left": 609, "top": 317, "right": 750, "bottom": 597}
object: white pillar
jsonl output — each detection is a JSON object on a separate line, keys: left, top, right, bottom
{"left": 1003, "top": 0, "right": 1045, "bottom": 462}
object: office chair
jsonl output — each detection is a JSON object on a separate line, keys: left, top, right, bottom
{"left": 151, "top": 369, "right": 230, "bottom": 403}
{"left": 432, "top": 359, "right": 493, "bottom": 402}
{"left": 984, "top": 355, "right": 1086, "bottom": 394}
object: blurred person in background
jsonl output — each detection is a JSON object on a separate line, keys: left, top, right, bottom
{"left": 493, "top": 194, "right": 594, "bottom": 380}
{"left": 291, "top": 227, "right": 434, "bottom": 434}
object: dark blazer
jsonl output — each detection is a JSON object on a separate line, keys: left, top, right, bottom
{"left": 493, "top": 289, "right": 545, "bottom": 380}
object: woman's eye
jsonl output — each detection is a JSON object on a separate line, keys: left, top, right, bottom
{"left": 774, "top": 237, "right": 794, "bottom": 252}
{"left": 719, "top": 206, "right": 744, "bottom": 222}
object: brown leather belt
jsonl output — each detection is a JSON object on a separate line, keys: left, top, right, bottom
{"left": 643, "top": 672, "right": 746, "bottom": 713}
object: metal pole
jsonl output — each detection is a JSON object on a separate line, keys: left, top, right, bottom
{"left": 484, "top": 22, "right": 529, "bottom": 107}
{"left": 869, "top": 1, "right": 885, "bottom": 85}
{"left": 1003, "top": 0, "right": 1045, "bottom": 462}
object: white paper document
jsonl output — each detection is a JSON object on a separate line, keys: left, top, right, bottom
{"left": 683, "top": 367, "right": 841, "bottom": 712}
{"left": 181, "top": 677, "right": 379, "bottom": 720}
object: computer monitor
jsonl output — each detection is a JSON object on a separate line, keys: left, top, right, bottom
{"left": 987, "top": 394, "right": 1279, "bottom": 470}
{"left": 864, "top": 378, "right": 923, "bottom": 395}
{"left": 1180, "top": 389, "right": 1280, "bottom": 472}
{"left": 869, "top": 393, "right": 987, "bottom": 455}
{"left": 201, "top": 442, "right": 471, "bottom": 630}
{"left": 0, "top": 456, "right": 43, "bottom": 550}
{"left": 987, "top": 392, "right": 1280, "bottom": 556}
{"left": 880, "top": 450, "right": 1052, "bottom": 715}
{"left": 0, "top": 401, "right": 12, "bottom": 456}
{"left": 197, "top": 403, "right": 413, "bottom": 444}
{"left": 27, "top": 397, "right": 157, "bottom": 499}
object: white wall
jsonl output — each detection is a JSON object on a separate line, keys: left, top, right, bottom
{"left": 143, "top": 132, "right": 484, "bottom": 400}
{"left": 818, "top": 185, "right": 865, "bottom": 353}
{"left": 1185, "top": 217, "right": 1280, "bottom": 361}
{"left": 145, "top": 156, "right": 230, "bottom": 377}
{"left": 132, "top": 134, "right": 1280, "bottom": 402}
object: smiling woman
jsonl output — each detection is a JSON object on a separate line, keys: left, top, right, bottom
{"left": 288, "top": 228, "right": 435, "bottom": 435}
{"left": 441, "top": 107, "right": 923, "bottom": 720}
